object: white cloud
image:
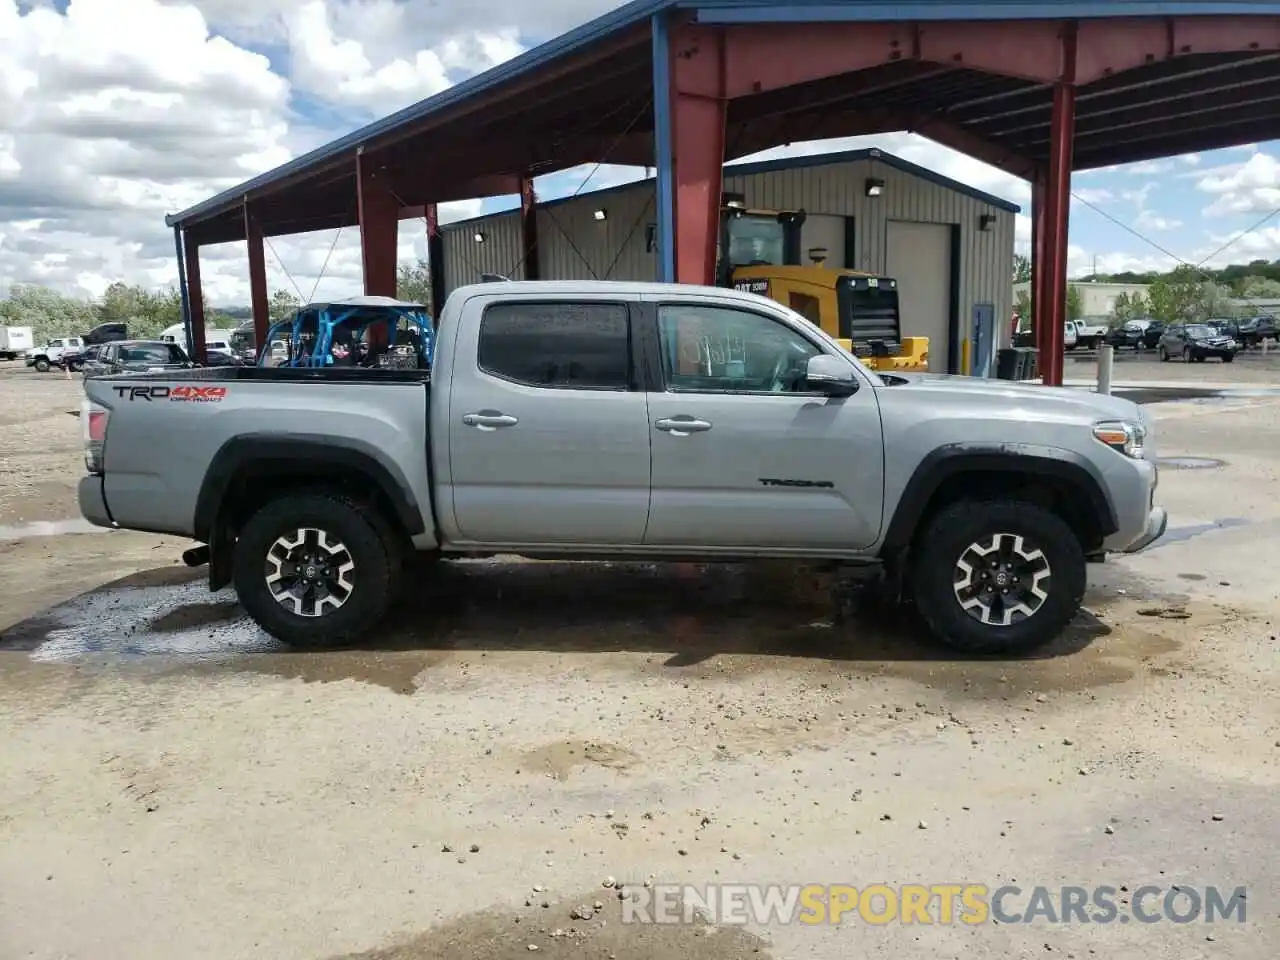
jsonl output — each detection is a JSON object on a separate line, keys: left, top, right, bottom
{"left": 1134, "top": 210, "right": 1182, "bottom": 232}
{"left": 1197, "top": 151, "right": 1280, "bottom": 217}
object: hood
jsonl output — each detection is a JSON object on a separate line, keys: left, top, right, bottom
{"left": 877, "top": 372, "right": 1142, "bottom": 421}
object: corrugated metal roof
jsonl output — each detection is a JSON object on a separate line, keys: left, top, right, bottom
{"left": 166, "top": 0, "right": 1278, "bottom": 228}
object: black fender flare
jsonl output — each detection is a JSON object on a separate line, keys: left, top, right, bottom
{"left": 193, "top": 433, "right": 427, "bottom": 543}
{"left": 881, "top": 443, "right": 1119, "bottom": 555}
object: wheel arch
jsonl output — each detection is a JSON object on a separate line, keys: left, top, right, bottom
{"left": 195, "top": 434, "right": 426, "bottom": 590}
{"left": 882, "top": 444, "right": 1120, "bottom": 558}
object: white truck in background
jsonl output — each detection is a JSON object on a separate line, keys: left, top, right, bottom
{"left": 0, "top": 326, "right": 34, "bottom": 361}
{"left": 159, "top": 323, "right": 237, "bottom": 356}
{"left": 1070, "top": 317, "right": 1110, "bottom": 350}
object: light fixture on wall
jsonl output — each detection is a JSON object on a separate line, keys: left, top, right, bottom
{"left": 978, "top": 214, "right": 996, "bottom": 232}
{"left": 864, "top": 177, "right": 884, "bottom": 198}
{"left": 593, "top": 208, "right": 608, "bottom": 221}
{"left": 473, "top": 231, "right": 485, "bottom": 243}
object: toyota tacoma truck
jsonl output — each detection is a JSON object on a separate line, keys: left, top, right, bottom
{"left": 77, "top": 281, "right": 1167, "bottom": 655}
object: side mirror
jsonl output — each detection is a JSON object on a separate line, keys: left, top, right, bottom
{"left": 805, "top": 354, "right": 858, "bottom": 396}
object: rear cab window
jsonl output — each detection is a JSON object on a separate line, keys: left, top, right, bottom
{"left": 477, "top": 301, "right": 634, "bottom": 390}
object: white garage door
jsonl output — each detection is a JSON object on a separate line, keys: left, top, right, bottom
{"left": 886, "top": 221, "right": 952, "bottom": 372}
{"left": 800, "top": 214, "right": 846, "bottom": 267}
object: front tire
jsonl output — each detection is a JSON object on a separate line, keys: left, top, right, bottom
{"left": 232, "top": 492, "right": 401, "bottom": 647}
{"left": 1222, "top": 353, "right": 1235, "bottom": 363}
{"left": 34, "top": 358, "right": 49, "bottom": 372}
{"left": 909, "top": 500, "right": 1087, "bottom": 656}
{"left": 1158, "top": 345, "right": 1169, "bottom": 362}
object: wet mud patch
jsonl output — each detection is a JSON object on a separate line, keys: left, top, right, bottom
{"left": 328, "top": 888, "right": 773, "bottom": 960}
{"left": 216, "top": 650, "right": 455, "bottom": 695}
{"left": 521, "top": 740, "right": 639, "bottom": 780}
{"left": 149, "top": 601, "right": 240, "bottom": 632}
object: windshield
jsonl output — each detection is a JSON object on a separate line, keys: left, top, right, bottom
{"left": 1185, "top": 325, "right": 1215, "bottom": 339}
{"left": 724, "top": 215, "right": 784, "bottom": 267}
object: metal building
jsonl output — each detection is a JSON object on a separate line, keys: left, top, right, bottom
{"left": 442, "top": 149, "right": 1018, "bottom": 374}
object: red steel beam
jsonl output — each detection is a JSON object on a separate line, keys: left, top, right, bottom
{"left": 1030, "top": 165, "right": 1047, "bottom": 360}
{"left": 711, "top": 17, "right": 1279, "bottom": 98}
{"left": 357, "top": 150, "right": 399, "bottom": 299}
{"left": 244, "top": 204, "right": 270, "bottom": 352}
{"left": 183, "top": 231, "right": 207, "bottom": 362}
{"left": 520, "top": 175, "right": 540, "bottom": 281}
{"left": 670, "top": 22, "right": 728, "bottom": 285}
{"left": 1042, "top": 81, "right": 1075, "bottom": 388}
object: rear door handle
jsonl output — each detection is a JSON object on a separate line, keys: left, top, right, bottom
{"left": 655, "top": 417, "right": 712, "bottom": 435}
{"left": 463, "top": 412, "right": 519, "bottom": 430}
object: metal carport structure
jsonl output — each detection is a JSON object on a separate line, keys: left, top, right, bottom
{"left": 165, "top": 0, "right": 1280, "bottom": 384}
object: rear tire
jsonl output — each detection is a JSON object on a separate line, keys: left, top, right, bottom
{"left": 34, "top": 358, "right": 49, "bottom": 372}
{"left": 1222, "top": 353, "right": 1235, "bottom": 363}
{"left": 232, "top": 492, "right": 402, "bottom": 647}
{"left": 909, "top": 499, "right": 1087, "bottom": 656}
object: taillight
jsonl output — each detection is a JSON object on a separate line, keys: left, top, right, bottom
{"left": 83, "top": 399, "right": 108, "bottom": 473}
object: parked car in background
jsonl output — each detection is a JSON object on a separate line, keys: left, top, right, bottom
{"left": 1105, "top": 322, "right": 1145, "bottom": 352}
{"left": 25, "top": 336, "right": 84, "bottom": 372}
{"left": 0, "top": 326, "right": 34, "bottom": 360}
{"left": 1238, "top": 315, "right": 1278, "bottom": 347}
{"left": 1205, "top": 318, "right": 1240, "bottom": 342}
{"left": 80, "top": 340, "right": 196, "bottom": 378}
{"left": 1141, "top": 320, "right": 1165, "bottom": 349}
{"left": 1157, "top": 323, "right": 1239, "bottom": 363}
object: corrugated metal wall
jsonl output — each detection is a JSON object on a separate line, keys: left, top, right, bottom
{"left": 441, "top": 210, "right": 526, "bottom": 288}
{"left": 441, "top": 157, "right": 1015, "bottom": 351}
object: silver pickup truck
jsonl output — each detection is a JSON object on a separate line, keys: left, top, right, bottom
{"left": 78, "top": 280, "right": 1166, "bottom": 655}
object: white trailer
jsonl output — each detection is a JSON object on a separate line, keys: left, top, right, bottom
{"left": 0, "top": 326, "right": 34, "bottom": 360}
{"left": 158, "top": 324, "right": 235, "bottom": 354}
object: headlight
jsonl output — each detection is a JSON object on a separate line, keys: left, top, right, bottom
{"left": 1093, "top": 419, "right": 1146, "bottom": 459}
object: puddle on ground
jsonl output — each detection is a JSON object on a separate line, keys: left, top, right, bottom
{"left": 1154, "top": 517, "right": 1251, "bottom": 547}
{"left": 1157, "top": 456, "right": 1226, "bottom": 470}
{"left": 327, "top": 887, "right": 772, "bottom": 960}
{"left": 0, "top": 518, "right": 110, "bottom": 541}
{"left": 2, "top": 559, "right": 1195, "bottom": 701}
{"left": 521, "top": 740, "right": 639, "bottom": 781}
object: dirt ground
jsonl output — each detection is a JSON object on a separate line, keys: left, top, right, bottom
{"left": 1, "top": 357, "right": 1278, "bottom": 960}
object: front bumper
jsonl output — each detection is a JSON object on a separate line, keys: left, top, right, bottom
{"left": 1120, "top": 505, "right": 1167, "bottom": 554}
{"left": 78, "top": 475, "right": 115, "bottom": 529}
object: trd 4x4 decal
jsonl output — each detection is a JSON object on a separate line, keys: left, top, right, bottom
{"left": 111, "top": 385, "right": 227, "bottom": 403}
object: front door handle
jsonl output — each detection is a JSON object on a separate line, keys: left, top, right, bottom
{"left": 463, "top": 412, "right": 519, "bottom": 430}
{"left": 655, "top": 417, "right": 712, "bottom": 436}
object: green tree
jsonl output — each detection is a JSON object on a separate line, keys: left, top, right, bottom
{"left": 1111, "top": 290, "right": 1150, "bottom": 324}
{"left": 269, "top": 288, "right": 300, "bottom": 322}
{"left": 1066, "top": 284, "right": 1083, "bottom": 321}
{"left": 1013, "top": 253, "right": 1031, "bottom": 284}
{"left": 0, "top": 284, "right": 99, "bottom": 343}
{"left": 1014, "top": 289, "right": 1032, "bottom": 329}
{"left": 1239, "top": 276, "right": 1280, "bottom": 299}
{"left": 1147, "top": 265, "right": 1210, "bottom": 324}
{"left": 397, "top": 258, "right": 432, "bottom": 305}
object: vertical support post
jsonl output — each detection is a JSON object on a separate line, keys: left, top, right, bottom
{"left": 519, "top": 175, "right": 540, "bottom": 281}
{"left": 183, "top": 229, "right": 207, "bottom": 364}
{"left": 651, "top": 13, "right": 675, "bottom": 282}
{"left": 1030, "top": 165, "right": 1047, "bottom": 354}
{"left": 357, "top": 148, "right": 399, "bottom": 298}
{"left": 1096, "top": 344, "right": 1114, "bottom": 395}
{"left": 669, "top": 23, "right": 727, "bottom": 285}
{"left": 244, "top": 203, "right": 269, "bottom": 354}
{"left": 173, "top": 226, "right": 194, "bottom": 358}
{"left": 425, "top": 203, "right": 446, "bottom": 318}
{"left": 1041, "top": 26, "right": 1077, "bottom": 388}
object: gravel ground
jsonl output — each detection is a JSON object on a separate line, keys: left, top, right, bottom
{"left": 0, "top": 358, "right": 1278, "bottom": 960}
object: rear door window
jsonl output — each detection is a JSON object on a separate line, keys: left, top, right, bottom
{"left": 477, "top": 301, "right": 633, "bottom": 390}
